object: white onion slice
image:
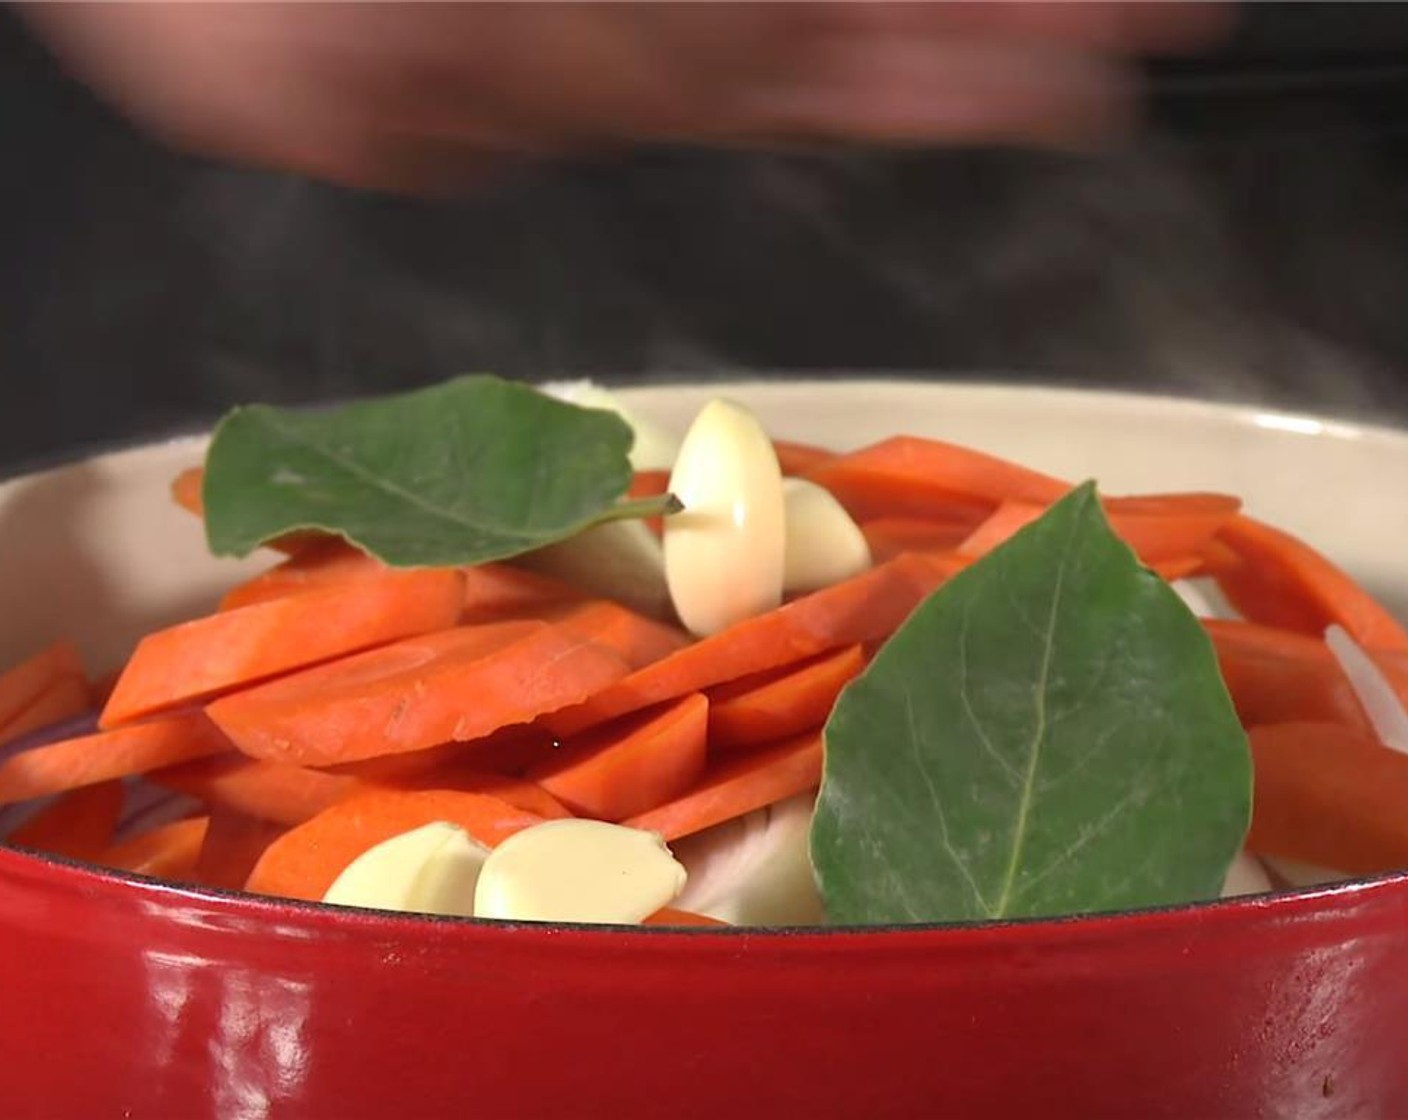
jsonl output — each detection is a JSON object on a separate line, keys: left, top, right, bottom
{"left": 1324, "top": 624, "right": 1408, "bottom": 754}
{"left": 670, "top": 792, "right": 823, "bottom": 926}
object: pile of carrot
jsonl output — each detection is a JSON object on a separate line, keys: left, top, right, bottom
{"left": 3, "top": 430, "right": 1407, "bottom": 919}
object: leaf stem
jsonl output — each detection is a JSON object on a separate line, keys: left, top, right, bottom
{"left": 599, "top": 492, "right": 684, "bottom": 523}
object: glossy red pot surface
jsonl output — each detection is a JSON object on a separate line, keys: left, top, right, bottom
{"left": 3, "top": 383, "right": 1408, "bottom": 1117}
{"left": 2, "top": 849, "right": 1406, "bottom": 1118}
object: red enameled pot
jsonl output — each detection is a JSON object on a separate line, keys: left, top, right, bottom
{"left": 2, "top": 381, "right": 1406, "bottom": 1118}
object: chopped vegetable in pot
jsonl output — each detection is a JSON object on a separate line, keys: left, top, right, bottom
{"left": 2, "top": 375, "right": 1406, "bottom": 926}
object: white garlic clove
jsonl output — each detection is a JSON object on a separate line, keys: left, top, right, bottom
{"left": 782, "top": 477, "right": 871, "bottom": 595}
{"left": 473, "top": 818, "right": 686, "bottom": 924}
{"left": 664, "top": 398, "right": 785, "bottom": 637}
{"left": 322, "top": 821, "right": 489, "bottom": 917}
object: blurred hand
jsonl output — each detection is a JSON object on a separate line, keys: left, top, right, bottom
{"left": 24, "top": 1, "right": 1228, "bottom": 191}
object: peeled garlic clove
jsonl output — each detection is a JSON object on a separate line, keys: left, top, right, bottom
{"left": 782, "top": 478, "right": 871, "bottom": 595}
{"left": 664, "top": 398, "right": 785, "bottom": 637}
{"left": 323, "top": 821, "right": 488, "bottom": 917}
{"left": 516, "top": 520, "right": 672, "bottom": 620}
{"left": 671, "top": 791, "right": 824, "bottom": 926}
{"left": 473, "top": 818, "right": 686, "bottom": 924}
{"left": 538, "top": 379, "right": 681, "bottom": 471}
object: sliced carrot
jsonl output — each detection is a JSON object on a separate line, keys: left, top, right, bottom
{"left": 707, "top": 644, "right": 866, "bottom": 750}
{"left": 5, "top": 780, "right": 125, "bottom": 861}
{"left": 774, "top": 440, "right": 838, "bottom": 477}
{"left": 544, "top": 599, "right": 690, "bottom": 670}
{"left": 643, "top": 907, "right": 728, "bottom": 927}
{"left": 102, "top": 567, "right": 467, "bottom": 728}
{"left": 547, "top": 552, "right": 955, "bottom": 739}
{"left": 620, "top": 731, "right": 822, "bottom": 841}
{"left": 1150, "top": 556, "right": 1207, "bottom": 582}
{"left": 461, "top": 564, "right": 585, "bottom": 622}
{"left": 170, "top": 466, "right": 204, "bottom": 519}
{"left": 960, "top": 493, "right": 1241, "bottom": 566}
{"left": 0, "top": 676, "right": 92, "bottom": 746}
{"left": 861, "top": 516, "right": 979, "bottom": 563}
{"left": 0, "top": 712, "right": 231, "bottom": 806}
{"left": 527, "top": 693, "right": 709, "bottom": 821}
{"left": 331, "top": 724, "right": 565, "bottom": 783}
{"left": 195, "top": 807, "right": 287, "bottom": 890}
{"left": 803, "top": 435, "right": 1069, "bottom": 522}
{"left": 150, "top": 754, "right": 354, "bottom": 826}
{"left": 206, "top": 619, "right": 630, "bottom": 768}
{"left": 218, "top": 539, "right": 384, "bottom": 611}
{"left": 1247, "top": 721, "right": 1408, "bottom": 876}
{"left": 956, "top": 502, "right": 1044, "bottom": 559}
{"left": 1214, "top": 514, "right": 1408, "bottom": 653}
{"left": 101, "top": 815, "right": 209, "bottom": 879}
{"left": 364, "top": 765, "right": 572, "bottom": 819}
{"left": 1104, "top": 492, "right": 1242, "bottom": 560}
{"left": 0, "top": 640, "right": 85, "bottom": 730}
{"left": 245, "top": 787, "right": 544, "bottom": 902}
{"left": 1203, "top": 619, "right": 1372, "bottom": 734}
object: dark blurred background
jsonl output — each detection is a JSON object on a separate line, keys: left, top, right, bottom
{"left": 4, "top": 3, "right": 1408, "bottom": 471}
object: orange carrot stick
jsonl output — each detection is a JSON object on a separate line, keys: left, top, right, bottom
{"left": 101, "top": 815, "right": 209, "bottom": 879}
{"left": 460, "top": 565, "right": 585, "bottom": 622}
{"left": 544, "top": 599, "right": 690, "bottom": 670}
{"left": 0, "top": 640, "right": 85, "bottom": 730}
{"left": 528, "top": 693, "right": 709, "bottom": 821}
{"left": 364, "top": 768, "right": 572, "bottom": 820}
{"left": 774, "top": 440, "right": 838, "bottom": 477}
{"left": 0, "top": 676, "right": 92, "bottom": 746}
{"left": 245, "top": 787, "right": 544, "bottom": 902}
{"left": 218, "top": 539, "right": 385, "bottom": 611}
{"left": 0, "top": 712, "right": 231, "bottom": 806}
{"left": 103, "top": 567, "right": 467, "bottom": 728}
{"left": 206, "top": 619, "right": 630, "bottom": 768}
{"left": 643, "top": 907, "right": 729, "bottom": 927}
{"left": 803, "top": 435, "right": 1069, "bottom": 522}
{"left": 547, "top": 552, "right": 955, "bottom": 739}
{"left": 1150, "top": 556, "right": 1208, "bottom": 582}
{"left": 5, "top": 780, "right": 125, "bottom": 861}
{"left": 194, "top": 808, "right": 287, "bottom": 891}
{"left": 707, "top": 644, "right": 866, "bottom": 750}
{"left": 150, "top": 754, "right": 354, "bottom": 826}
{"left": 1203, "top": 619, "right": 1372, "bottom": 734}
{"left": 327, "top": 724, "right": 563, "bottom": 783}
{"left": 960, "top": 494, "right": 1240, "bottom": 566}
{"left": 1214, "top": 514, "right": 1408, "bottom": 653}
{"left": 861, "top": 516, "right": 980, "bottom": 564}
{"left": 1247, "top": 721, "right": 1408, "bottom": 876}
{"left": 620, "top": 731, "right": 822, "bottom": 841}
{"left": 170, "top": 466, "right": 204, "bottom": 519}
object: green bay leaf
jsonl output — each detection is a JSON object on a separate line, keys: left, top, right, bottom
{"left": 811, "top": 482, "right": 1252, "bottom": 924}
{"left": 202, "top": 375, "right": 662, "bottom": 567}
